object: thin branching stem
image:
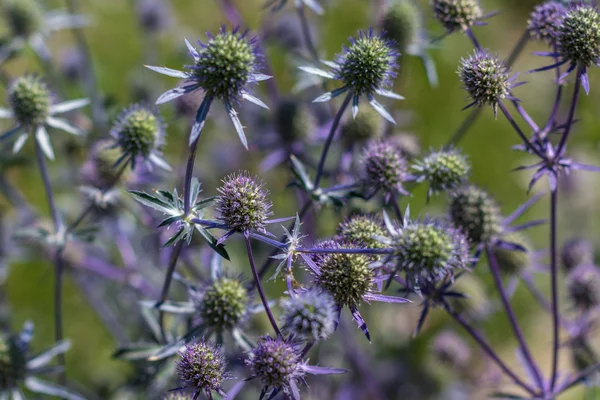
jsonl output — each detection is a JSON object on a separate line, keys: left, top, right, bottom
{"left": 549, "top": 190, "right": 560, "bottom": 390}
{"left": 556, "top": 65, "right": 583, "bottom": 157}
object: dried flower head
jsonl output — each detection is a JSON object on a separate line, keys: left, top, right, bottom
{"left": 490, "top": 233, "right": 532, "bottom": 276}
{"left": 449, "top": 185, "right": 502, "bottom": 245}
{"left": 176, "top": 341, "right": 228, "bottom": 398}
{"left": 381, "top": 0, "right": 423, "bottom": 53}
{"left": 431, "top": 0, "right": 483, "bottom": 34}
{"left": 197, "top": 276, "right": 249, "bottom": 331}
{"left": 458, "top": 50, "right": 516, "bottom": 115}
{"left": 361, "top": 139, "right": 409, "bottom": 196}
{"left": 3, "top": 0, "right": 43, "bottom": 38}
{"left": 340, "top": 107, "right": 383, "bottom": 144}
{"left": 567, "top": 264, "right": 600, "bottom": 310}
{"left": 337, "top": 214, "right": 388, "bottom": 250}
{"left": 217, "top": 172, "right": 273, "bottom": 234}
{"left": 8, "top": 75, "right": 50, "bottom": 127}
{"left": 413, "top": 148, "right": 470, "bottom": 197}
{"left": 281, "top": 288, "right": 337, "bottom": 341}
{"left": 561, "top": 238, "right": 595, "bottom": 272}
{"left": 274, "top": 98, "right": 315, "bottom": 145}
{"left": 0, "top": 335, "right": 26, "bottom": 390}
{"left": 557, "top": 5, "right": 600, "bottom": 68}
{"left": 528, "top": 1, "right": 566, "bottom": 42}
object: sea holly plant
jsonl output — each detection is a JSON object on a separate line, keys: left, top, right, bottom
{"left": 265, "top": 0, "right": 324, "bottom": 15}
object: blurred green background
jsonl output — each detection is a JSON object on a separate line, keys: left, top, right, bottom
{"left": 2, "top": 0, "right": 600, "bottom": 398}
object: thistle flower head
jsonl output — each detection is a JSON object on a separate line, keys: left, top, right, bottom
{"left": 490, "top": 233, "right": 532, "bottom": 276}
{"left": 390, "top": 219, "right": 469, "bottom": 284}
{"left": 340, "top": 107, "right": 383, "bottom": 144}
{"left": 312, "top": 241, "right": 374, "bottom": 308}
{"left": 274, "top": 98, "right": 315, "bottom": 145}
{"left": 449, "top": 185, "right": 502, "bottom": 245}
{"left": 432, "top": 330, "right": 471, "bottom": 368}
{"left": 561, "top": 237, "right": 595, "bottom": 272}
{"left": 431, "top": 0, "right": 482, "bottom": 34}
{"left": 360, "top": 139, "right": 409, "bottom": 195}
{"left": 281, "top": 288, "right": 337, "bottom": 341}
{"left": 110, "top": 104, "right": 165, "bottom": 162}
{"left": 413, "top": 148, "right": 470, "bottom": 196}
{"left": 8, "top": 75, "right": 50, "bottom": 127}
{"left": 567, "top": 264, "right": 600, "bottom": 310}
{"left": 0, "top": 335, "right": 26, "bottom": 390}
{"left": 381, "top": 0, "right": 423, "bottom": 53}
{"left": 246, "top": 336, "right": 303, "bottom": 394}
{"left": 337, "top": 214, "right": 388, "bottom": 250}
{"left": 197, "top": 276, "right": 249, "bottom": 331}
{"left": 528, "top": 1, "right": 567, "bottom": 42}
{"left": 176, "top": 341, "right": 228, "bottom": 397}
{"left": 334, "top": 29, "right": 398, "bottom": 97}
{"left": 3, "top": 0, "right": 43, "bottom": 38}
{"left": 216, "top": 172, "right": 273, "bottom": 233}
{"left": 556, "top": 5, "right": 600, "bottom": 67}
{"left": 458, "top": 50, "right": 513, "bottom": 115}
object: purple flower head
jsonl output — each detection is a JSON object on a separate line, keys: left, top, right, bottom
{"left": 175, "top": 340, "right": 230, "bottom": 398}
{"left": 193, "top": 275, "right": 250, "bottom": 332}
{"left": 146, "top": 27, "right": 271, "bottom": 148}
{"left": 280, "top": 288, "right": 337, "bottom": 341}
{"left": 528, "top": 1, "right": 567, "bottom": 43}
{"left": 413, "top": 147, "right": 470, "bottom": 198}
{"left": 566, "top": 264, "right": 600, "bottom": 311}
{"left": 458, "top": 50, "right": 520, "bottom": 116}
{"left": 216, "top": 171, "right": 273, "bottom": 235}
{"left": 337, "top": 214, "right": 389, "bottom": 251}
{"left": 360, "top": 139, "right": 409, "bottom": 199}
{"left": 449, "top": 185, "right": 503, "bottom": 245}
{"left": 561, "top": 237, "right": 595, "bottom": 272}
{"left": 431, "top": 0, "right": 483, "bottom": 35}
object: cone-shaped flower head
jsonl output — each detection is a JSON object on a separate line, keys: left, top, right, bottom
{"left": 528, "top": 1, "right": 567, "bottom": 43}
{"left": 557, "top": 5, "right": 600, "bottom": 68}
{"left": 449, "top": 185, "right": 502, "bottom": 245}
{"left": 281, "top": 288, "right": 337, "bottom": 341}
{"left": 197, "top": 276, "right": 249, "bottom": 331}
{"left": 340, "top": 106, "right": 382, "bottom": 144}
{"left": 431, "top": 0, "right": 482, "bottom": 34}
{"left": 274, "top": 98, "right": 315, "bottom": 145}
{"left": 361, "top": 139, "right": 409, "bottom": 196}
{"left": 490, "top": 232, "right": 532, "bottom": 276}
{"left": 337, "top": 214, "right": 388, "bottom": 250}
{"left": 381, "top": 0, "right": 423, "bottom": 53}
{"left": 567, "top": 264, "right": 600, "bottom": 310}
{"left": 8, "top": 75, "right": 50, "bottom": 127}
{"left": 561, "top": 238, "right": 595, "bottom": 272}
{"left": 3, "top": 0, "right": 43, "bottom": 38}
{"left": 176, "top": 341, "right": 228, "bottom": 397}
{"left": 458, "top": 50, "right": 515, "bottom": 115}
{"left": 216, "top": 172, "right": 273, "bottom": 234}
{"left": 0, "top": 335, "right": 26, "bottom": 390}
{"left": 413, "top": 148, "right": 470, "bottom": 196}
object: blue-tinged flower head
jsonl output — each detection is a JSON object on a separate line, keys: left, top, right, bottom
{"left": 458, "top": 50, "right": 518, "bottom": 116}
{"left": 567, "top": 264, "right": 600, "bottom": 310}
{"left": 528, "top": 1, "right": 567, "bottom": 43}
{"left": 562, "top": 237, "right": 595, "bottom": 272}
{"left": 146, "top": 27, "right": 270, "bottom": 148}
{"left": 3, "top": 0, "right": 42, "bottom": 40}
{"left": 176, "top": 341, "right": 229, "bottom": 398}
{"left": 413, "top": 148, "right": 470, "bottom": 197}
{"left": 449, "top": 185, "right": 502, "bottom": 245}
{"left": 110, "top": 104, "right": 169, "bottom": 170}
{"left": 216, "top": 171, "right": 273, "bottom": 234}
{"left": 382, "top": 0, "right": 423, "bottom": 53}
{"left": 431, "top": 0, "right": 483, "bottom": 34}
{"left": 557, "top": 5, "right": 600, "bottom": 71}
{"left": 360, "top": 139, "right": 409, "bottom": 197}
{"left": 8, "top": 75, "right": 50, "bottom": 127}
{"left": 194, "top": 275, "right": 250, "bottom": 332}
{"left": 337, "top": 214, "right": 389, "bottom": 250}
{"left": 281, "top": 288, "right": 337, "bottom": 341}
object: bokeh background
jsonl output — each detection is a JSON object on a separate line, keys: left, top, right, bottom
{"left": 1, "top": 0, "right": 600, "bottom": 399}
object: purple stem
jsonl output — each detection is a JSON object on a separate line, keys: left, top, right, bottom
{"left": 555, "top": 65, "right": 583, "bottom": 157}
{"left": 313, "top": 92, "right": 352, "bottom": 188}
{"left": 183, "top": 137, "right": 201, "bottom": 216}
{"left": 296, "top": 247, "right": 395, "bottom": 255}
{"left": 513, "top": 102, "right": 539, "bottom": 133}
{"left": 498, "top": 102, "right": 545, "bottom": 159}
{"left": 549, "top": 190, "right": 560, "bottom": 391}
{"left": 466, "top": 28, "right": 481, "bottom": 50}
{"left": 442, "top": 299, "right": 538, "bottom": 396}
{"left": 389, "top": 192, "right": 403, "bottom": 221}
{"left": 157, "top": 241, "right": 184, "bottom": 340}
{"left": 486, "top": 245, "right": 545, "bottom": 392}
{"left": 297, "top": 4, "right": 319, "bottom": 62}
{"left": 541, "top": 45, "right": 563, "bottom": 137}
{"left": 244, "top": 235, "right": 282, "bottom": 337}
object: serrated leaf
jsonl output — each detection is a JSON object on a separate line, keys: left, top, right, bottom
{"left": 164, "top": 228, "right": 186, "bottom": 247}
{"left": 158, "top": 215, "right": 183, "bottom": 228}
{"left": 289, "top": 155, "right": 313, "bottom": 191}
{"left": 130, "top": 191, "right": 173, "bottom": 214}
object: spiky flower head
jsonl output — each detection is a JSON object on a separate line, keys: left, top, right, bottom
{"left": 432, "top": 330, "right": 471, "bottom": 368}
{"left": 281, "top": 288, "right": 337, "bottom": 341}
{"left": 216, "top": 172, "right": 273, "bottom": 233}
{"left": 360, "top": 139, "right": 408, "bottom": 195}
{"left": 449, "top": 185, "right": 502, "bottom": 245}
{"left": 3, "top": 0, "right": 43, "bottom": 38}
{"left": 561, "top": 238, "right": 595, "bottom": 272}
{"left": 312, "top": 241, "right": 374, "bottom": 308}
{"left": 111, "top": 104, "right": 164, "bottom": 161}
{"left": 431, "top": 0, "right": 482, "bottom": 34}
{"left": 381, "top": 0, "right": 423, "bottom": 53}
{"left": 413, "top": 148, "right": 470, "bottom": 196}
{"left": 556, "top": 5, "right": 600, "bottom": 67}
{"left": 274, "top": 98, "right": 315, "bottom": 145}
{"left": 246, "top": 336, "right": 303, "bottom": 394}
{"left": 334, "top": 29, "right": 398, "bottom": 97}
{"left": 176, "top": 341, "right": 228, "bottom": 396}
{"left": 528, "top": 1, "right": 566, "bottom": 43}
{"left": 567, "top": 264, "right": 600, "bottom": 310}
{"left": 0, "top": 335, "right": 26, "bottom": 390}
{"left": 337, "top": 214, "right": 388, "bottom": 250}
{"left": 340, "top": 107, "right": 382, "bottom": 145}
{"left": 390, "top": 219, "right": 469, "bottom": 284}
{"left": 490, "top": 233, "right": 532, "bottom": 276}
{"left": 458, "top": 50, "right": 513, "bottom": 115}
{"left": 197, "top": 276, "right": 249, "bottom": 331}
{"left": 8, "top": 75, "right": 50, "bottom": 127}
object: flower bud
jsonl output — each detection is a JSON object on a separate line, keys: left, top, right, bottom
{"left": 431, "top": 0, "right": 482, "bottom": 34}
{"left": 337, "top": 214, "right": 388, "bottom": 250}
{"left": 413, "top": 148, "right": 470, "bottom": 195}
{"left": 449, "top": 185, "right": 502, "bottom": 244}
{"left": 360, "top": 139, "right": 408, "bottom": 195}
{"left": 176, "top": 341, "right": 227, "bottom": 395}
{"left": 557, "top": 5, "right": 600, "bottom": 67}
{"left": 246, "top": 337, "right": 302, "bottom": 389}
{"left": 381, "top": 0, "right": 423, "bottom": 53}
{"left": 528, "top": 1, "right": 566, "bottom": 43}
{"left": 197, "top": 277, "right": 248, "bottom": 331}
{"left": 111, "top": 104, "right": 164, "bottom": 160}
{"left": 9, "top": 75, "right": 50, "bottom": 126}
{"left": 281, "top": 288, "right": 337, "bottom": 341}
